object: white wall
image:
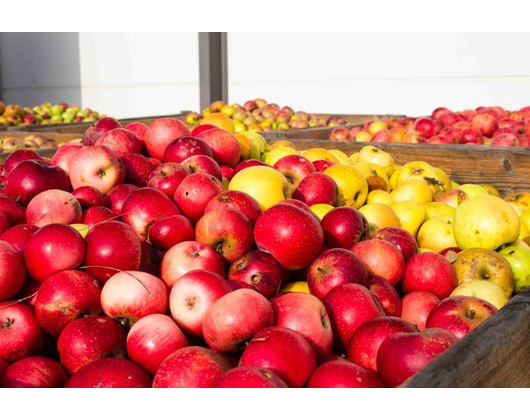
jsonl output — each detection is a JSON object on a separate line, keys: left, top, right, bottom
{"left": 228, "top": 33, "right": 530, "bottom": 116}
{"left": 0, "top": 33, "right": 200, "bottom": 118}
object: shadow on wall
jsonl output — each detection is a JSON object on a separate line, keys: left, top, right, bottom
{"left": 0, "top": 33, "right": 82, "bottom": 107}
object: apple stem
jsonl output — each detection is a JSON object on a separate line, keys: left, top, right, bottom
{"left": 317, "top": 267, "right": 328, "bottom": 275}
{"left": 2, "top": 317, "right": 14, "bottom": 328}
{"left": 0, "top": 292, "right": 39, "bottom": 310}
{"left": 469, "top": 308, "right": 476, "bottom": 319}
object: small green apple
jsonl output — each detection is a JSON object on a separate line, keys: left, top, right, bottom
{"left": 51, "top": 105, "right": 63, "bottom": 116}
{"left": 499, "top": 246, "right": 530, "bottom": 293}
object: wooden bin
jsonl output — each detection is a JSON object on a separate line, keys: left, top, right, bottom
{"left": 0, "top": 131, "right": 81, "bottom": 163}
{"left": 404, "top": 286, "right": 530, "bottom": 387}
{"left": 7, "top": 112, "right": 190, "bottom": 134}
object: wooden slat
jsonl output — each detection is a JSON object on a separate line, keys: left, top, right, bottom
{"left": 404, "top": 287, "right": 530, "bottom": 388}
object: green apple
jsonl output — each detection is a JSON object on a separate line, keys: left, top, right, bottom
{"left": 51, "top": 105, "right": 63, "bottom": 116}
{"left": 499, "top": 246, "right": 530, "bottom": 293}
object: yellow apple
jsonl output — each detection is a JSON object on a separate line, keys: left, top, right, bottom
{"left": 234, "top": 133, "right": 253, "bottom": 161}
{"left": 519, "top": 221, "right": 530, "bottom": 240}
{"left": 355, "top": 131, "right": 373, "bottom": 142}
{"left": 358, "top": 146, "right": 394, "bottom": 176}
{"left": 349, "top": 152, "right": 360, "bottom": 164}
{"left": 424, "top": 202, "right": 456, "bottom": 224}
{"left": 481, "top": 184, "right": 501, "bottom": 197}
{"left": 228, "top": 166, "right": 290, "bottom": 211}
{"left": 262, "top": 146, "right": 300, "bottom": 166}
{"left": 451, "top": 181, "right": 460, "bottom": 189}
{"left": 389, "top": 165, "right": 402, "bottom": 190}
{"left": 280, "top": 281, "right": 310, "bottom": 294}
{"left": 266, "top": 140, "right": 295, "bottom": 151}
{"left": 310, "top": 204, "right": 335, "bottom": 220}
{"left": 222, "top": 176, "right": 229, "bottom": 190}
{"left": 234, "top": 121, "right": 246, "bottom": 133}
{"left": 70, "top": 223, "right": 90, "bottom": 238}
{"left": 418, "top": 248, "right": 436, "bottom": 253}
{"left": 390, "top": 201, "right": 425, "bottom": 236}
{"left": 450, "top": 281, "right": 509, "bottom": 310}
{"left": 396, "top": 161, "right": 441, "bottom": 194}
{"left": 453, "top": 195, "right": 520, "bottom": 250}
{"left": 302, "top": 148, "right": 339, "bottom": 163}
{"left": 390, "top": 179, "right": 433, "bottom": 205}
{"left": 520, "top": 212, "right": 530, "bottom": 232}
{"left": 359, "top": 203, "right": 400, "bottom": 230}
{"left": 353, "top": 162, "right": 390, "bottom": 192}
{"left": 434, "top": 167, "right": 452, "bottom": 193}
{"left": 329, "top": 150, "right": 352, "bottom": 165}
{"left": 241, "top": 131, "right": 267, "bottom": 152}
{"left": 417, "top": 218, "right": 458, "bottom": 253}
{"left": 368, "top": 121, "right": 388, "bottom": 135}
{"left": 324, "top": 165, "right": 368, "bottom": 208}
{"left": 367, "top": 190, "right": 395, "bottom": 206}
{"left": 201, "top": 112, "right": 235, "bottom": 133}
{"left": 505, "top": 192, "right": 530, "bottom": 215}
{"left": 458, "top": 184, "right": 489, "bottom": 199}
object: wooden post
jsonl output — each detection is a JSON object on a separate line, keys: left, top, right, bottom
{"left": 199, "top": 32, "right": 228, "bottom": 111}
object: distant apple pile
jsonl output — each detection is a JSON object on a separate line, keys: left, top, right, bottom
{"left": 0, "top": 100, "right": 104, "bottom": 126}
{"left": 0, "top": 134, "right": 58, "bottom": 153}
{"left": 1, "top": 114, "right": 529, "bottom": 388}
{"left": 329, "top": 106, "right": 530, "bottom": 147}
{"left": 186, "top": 98, "right": 346, "bottom": 132}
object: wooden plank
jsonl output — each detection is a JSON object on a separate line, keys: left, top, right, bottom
{"left": 404, "top": 287, "right": 530, "bottom": 388}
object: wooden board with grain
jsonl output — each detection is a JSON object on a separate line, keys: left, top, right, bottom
{"left": 404, "top": 287, "right": 530, "bottom": 388}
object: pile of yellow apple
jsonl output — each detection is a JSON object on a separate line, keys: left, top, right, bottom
{"left": 253, "top": 139, "right": 530, "bottom": 309}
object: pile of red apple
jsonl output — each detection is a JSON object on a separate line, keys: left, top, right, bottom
{"left": 187, "top": 98, "right": 346, "bottom": 132}
{"left": 0, "top": 116, "right": 500, "bottom": 388}
{"left": 329, "top": 106, "right": 530, "bottom": 147}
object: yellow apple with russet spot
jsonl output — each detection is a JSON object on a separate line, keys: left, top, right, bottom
{"left": 417, "top": 218, "right": 458, "bottom": 253}
{"left": 390, "top": 201, "right": 425, "bottom": 236}
{"left": 228, "top": 166, "right": 290, "bottom": 211}
{"left": 505, "top": 192, "right": 530, "bottom": 215}
{"left": 424, "top": 202, "right": 456, "bottom": 224}
{"left": 396, "top": 161, "right": 441, "bottom": 194}
{"left": 358, "top": 146, "right": 394, "bottom": 177}
{"left": 391, "top": 179, "right": 433, "bottom": 205}
{"left": 353, "top": 162, "right": 389, "bottom": 192}
{"left": 324, "top": 165, "right": 368, "bottom": 209}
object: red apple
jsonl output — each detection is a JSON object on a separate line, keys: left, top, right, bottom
{"left": 254, "top": 203, "right": 324, "bottom": 270}
{"left": 347, "top": 316, "right": 415, "bottom": 372}
{"left": 72, "top": 186, "right": 105, "bottom": 209}
{"left": 51, "top": 143, "right": 83, "bottom": 175}
{"left": 292, "top": 172, "right": 338, "bottom": 206}
{"left": 196, "top": 128, "right": 241, "bottom": 167}
{"left": 121, "top": 153, "right": 156, "bottom": 187}
{"left": 307, "top": 361, "right": 385, "bottom": 388}
{"left": 126, "top": 314, "right": 188, "bottom": 375}
{"left": 425, "top": 296, "right": 497, "bottom": 339}
{"left": 181, "top": 154, "right": 222, "bottom": 180}
{"left": 271, "top": 292, "right": 333, "bottom": 360}
{"left": 148, "top": 215, "right": 195, "bottom": 251}
{"left": 273, "top": 155, "right": 316, "bottom": 194}
{"left": 161, "top": 240, "right": 225, "bottom": 287}
{"left": 0, "top": 224, "right": 38, "bottom": 253}
{"left": 1, "top": 356, "right": 67, "bottom": 388}
{"left": 307, "top": 248, "right": 367, "bottom": 300}
{"left": 24, "top": 224, "right": 86, "bottom": 283}
{"left": 402, "top": 252, "right": 457, "bottom": 299}
{"left": 121, "top": 187, "right": 180, "bottom": 239}
{"left": 153, "top": 346, "right": 231, "bottom": 388}
{"left": 6, "top": 160, "right": 70, "bottom": 206}
{"left": 68, "top": 146, "right": 126, "bottom": 195}
{"left": 459, "top": 128, "right": 484, "bottom": 145}
{"left": 195, "top": 208, "right": 254, "bottom": 264}
{"left": 139, "top": 240, "right": 161, "bottom": 276}
{"left": 147, "top": 162, "right": 190, "bottom": 198}
{"left": 0, "top": 301, "right": 44, "bottom": 362}
{"left": 401, "top": 291, "right": 440, "bottom": 331}
{"left": 0, "top": 240, "right": 26, "bottom": 301}
{"left": 240, "top": 326, "right": 316, "bottom": 388}
{"left": 215, "top": 366, "right": 288, "bottom": 388}
{"left": 82, "top": 117, "right": 122, "bottom": 146}
{"left": 491, "top": 133, "right": 519, "bottom": 147}
{"left": 372, "top": 226, "right": 418, "bottom": 261}
{"left": 84, "top": 221, "right": 141, "bottom": 283}
{"left": 329, "top": 127, "right": 351, "bottom": 142}
{"left": 163, "top": 136, "right": 213, "bottom": 163}
{"left": 372, "top": 129, "right": 392, "bottom": 143}
{"left": 174, "top": 173, "right": 224, "bottom": 223}
{"left": 169, "top": 269, "right": 231, "bottom": 336}
{"left": 313, "top": 159, "right": 336, "bottom": 172}
{"left": 204, "top": 190, "right": 262, "bottom": 225}
{"left": 279, "top": 199, "right": 319, "bottom": 221}
{"left": 377, "top": 328, "right": 457, "bottom": 387}
{"left": 65, "top": 358, "right": 150, "bottom": 388}
{"left": 3, "top": 149, "right": 42, "bottom": 174}
{"left": 472, "top": 113, "right": 499, "bottom": 138}
{"left": 144, "top": 117, "right": 191, "bottom": 160}
{"left": 221, "top": 165, "right": 233, "bottom": 180}
{"left": 427, "top": 135, "right": 453, "bottom": 145}
{"left": 321, "top": 206, "right": 369, "bottom": 249}
{"left": 365, "top": 274, "right": 401, "bottom": 317}
{"left": 414, "top": 118, "right": 435, "bottom": 139}
{"left": 26, "top": 190, "right": 82, "bottom": 227}
{"left": 232, "top": 159, "right": 269, "bottom": 178}
{"left": 104, "top": 184, "right": 138, "bottom": 214}
{"left": 0, "top": 211, "right": 8, "bottom": 235}
{"left": 203, "top": 289, "right": 274, "bottom": 352}
{"left": 125, "top": 122, "right": 148, "bottom": 142}
{"left": 57, "top": 316, "right": 126, "bottom": 373}
{"left": 351, "top": 239, "right": 405, "bottom": 286}
{"left": 82, "top": 206, "right": 117, "bottom": 226}
{"left": 101, "top": 271, "right": 168, "bottom": 327}
{"left": 228, "top": 251, "right": 284, "bottom": 298}
{"left": 34, "top": 270, "right": 102, "bottom": 337}
{"left": 432, "top": 107, "right": 451, "bottom": 120}
{"left": 95, "top": 128, "right": 142, "bottom": 157}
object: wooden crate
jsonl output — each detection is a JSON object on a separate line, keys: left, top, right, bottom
{"left": 0, "top": 131, "right": 81, "bottom": 164}
{"left": 404, "top": 286, "right": 530, "bottom": 387}
{"left": 7, "top": 112, "right": 190, "bottom": 134}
